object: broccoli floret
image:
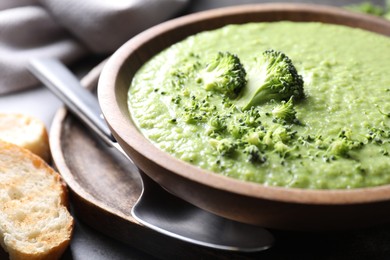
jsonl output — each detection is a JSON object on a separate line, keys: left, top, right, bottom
{"left": 243, "top": 145, "right": 266, "bottom": 163}
{"left": 326, "top": 129, "right": 363, "bottom": 158}
{"left": 197, "top": 52, "right": 247, "bottom": 98}
{"left": 263, "top": 124, "right": 293, "bottom": 147}
{"left": 237, "top": 49, "right": 304, "bottom": 110}
{"left": 273, "top": 141, "right": 291, "bottom": 157}
{"left": 375, "top": 104, "right": 390, "bottom": 117}
{"left": 210, "top": 138, "right": 237, "bottom": 157}
{"left": 326, "top": 139, "right": 352, "bottom": 157}
{"left": 244, "top": 131, "right": 265, "bottom": 147}
{"left": 366, "top": 124, "right": 390, "bottom": 144}
{"left": 206, "top": 115, "right": 227, "bottom": 136}
{"left": 271, "top": 97, "right": 298, "bottom": 123}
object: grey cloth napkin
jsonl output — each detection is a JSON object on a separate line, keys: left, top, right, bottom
{"left": 0, "top": 0, "right": 189, "bottom": 95}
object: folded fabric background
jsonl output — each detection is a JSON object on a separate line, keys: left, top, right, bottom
{"left": 0, "top": 0, "right": 189, "bottom": 95}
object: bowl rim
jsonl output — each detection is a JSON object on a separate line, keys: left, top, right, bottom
{"left": 98, "top": 2, "right": 390, "bottom": 206}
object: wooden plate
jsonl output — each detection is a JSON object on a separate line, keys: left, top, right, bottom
{"left": 49, "top": 61, "right": 270, "bottom": 258}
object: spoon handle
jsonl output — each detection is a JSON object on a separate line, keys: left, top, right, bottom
{"left": 27, "top": 58, "right": 115, "bottom": 145}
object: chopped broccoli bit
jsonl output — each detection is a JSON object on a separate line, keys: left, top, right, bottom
{"left": 271, "top": 97, "right": 298, "bottom": 123}
{"left": 237, "top": 49, "right": 304, "bottom": 110}
{"left": 243, "top": 144, "right": 266, "bottom": 163}
{"left": 273, "top": 141, "right": 291, "bottom": 157}
{"left": 325, "top": 129, "right": 363, "bottom": 158}
{"left": 207, "top": 115, "right": 227, "bottom": 135}
{"left": 375, "top": 104, "right": 390, "bottom": 117}
{"left": 263, "top": 124, "right": 294, "bottom": 147}
{"left": 197, "top": 51, "right": 247, "bottom": 98}
{"left": 210, "top": 138, "right": 237, "bottom": 157}
{"left": 366, "top": 123, "right": 390, "bottom": 144}
{"left": 244, "top": 131, "right": 264, "bottom": 147}
{"left": 327, "top": 139, "right": 352, "bottom": 157}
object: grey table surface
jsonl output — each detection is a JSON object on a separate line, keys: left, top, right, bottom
{"left": 1, "top": 0, "right": 389, "bottom": 259}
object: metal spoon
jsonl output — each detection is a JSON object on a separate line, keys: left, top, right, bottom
{"left": 27, "top": 58, "right": 274, "bottom": 252}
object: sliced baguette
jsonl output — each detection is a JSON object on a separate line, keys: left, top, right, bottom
{"left": 0, "top": 140, "right": 73, "bottom": 260}
{"left": 0, "top": 113, "right": 50, "bottom": 162}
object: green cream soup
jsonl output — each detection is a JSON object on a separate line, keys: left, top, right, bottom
{"left": 128, "top": 22, "right": 390, "bottom": 189}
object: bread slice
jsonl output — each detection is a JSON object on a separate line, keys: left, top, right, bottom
{"left": 0, "top": 140, "right": 73, "bottom": 260}
{"left": 0, "top": 113, "right": 50, "bottom": 162}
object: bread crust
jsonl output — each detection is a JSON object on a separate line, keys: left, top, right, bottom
{"left": 0, "top": 140, "right": 73, "bottom": 260}
{"left": 0, "top": 113, "right": 51, "bottom": 162}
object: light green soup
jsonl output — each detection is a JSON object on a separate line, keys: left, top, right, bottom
{"left": 128, "top": 22, "right": 390, "bottom": 189}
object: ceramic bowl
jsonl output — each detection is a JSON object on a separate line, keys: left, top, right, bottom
{"left": 98, "top": 3, "right": 390, "bottom": 230}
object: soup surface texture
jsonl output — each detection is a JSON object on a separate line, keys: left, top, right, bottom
{"left": 128, "top": 22, "right": 390, "bottom": 189}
